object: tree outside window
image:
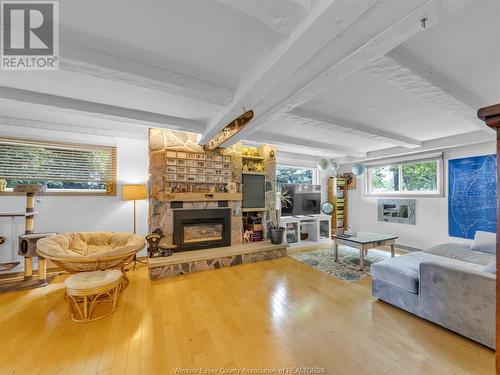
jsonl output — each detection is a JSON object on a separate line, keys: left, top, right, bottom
{"left": 368, "top": 158, "right": 441, "bottom": 196}
{"left": 277, "top": 166, "right": 314, "bottom": 188}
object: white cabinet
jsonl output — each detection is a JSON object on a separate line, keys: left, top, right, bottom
{"left": 280, "top": 214, "right": 331, "bottom": 246}
{"left": 316, "top": 215, "right": 332, "bottom": 240}
{"left": 281, "top": 216, "right": 300, "bottom": 245}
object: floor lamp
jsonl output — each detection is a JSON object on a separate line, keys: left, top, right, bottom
{"left": 122, "top": 184, "right": 148, "bottom": 234}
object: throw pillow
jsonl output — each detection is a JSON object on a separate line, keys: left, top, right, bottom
{"left": 484, "top": 261, "right": 496, "bottom": 274}
{"left": 470, "top": 231, "right": 496, "bottom": 254}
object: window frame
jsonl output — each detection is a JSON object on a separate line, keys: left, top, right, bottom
{"left": 277, "top": 164, "right": 319, "bottom": 187}
{"left": 0, "top": 137, "right": 117, "bottom": 196}
{"left": 365, "top": 154, "right": 443, "bottom": 198}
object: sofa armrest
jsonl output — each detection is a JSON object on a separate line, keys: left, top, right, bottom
{"left": 419, "top": 261, "right": 495, "bottom": 349}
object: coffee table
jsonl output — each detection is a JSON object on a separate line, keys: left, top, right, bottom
{"left": 332, "top": 232, "right": 398, "bottom": 271}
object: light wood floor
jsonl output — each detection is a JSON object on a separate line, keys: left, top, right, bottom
{"left": 0, "top": 255, "right": 495, "bottom": 374}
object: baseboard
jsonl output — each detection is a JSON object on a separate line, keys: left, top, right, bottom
{"left": 396, "top": 244, "right": 422, "bottom": 252}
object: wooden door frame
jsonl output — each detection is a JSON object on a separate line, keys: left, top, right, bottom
{"left": 477, "top": 104, "right": 500, "bottom": 373}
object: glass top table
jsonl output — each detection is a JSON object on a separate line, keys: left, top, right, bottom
{"left": 332, "top": 231, "right": 398, "bottom": 270}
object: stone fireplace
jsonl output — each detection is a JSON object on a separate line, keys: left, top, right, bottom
{"left": 173, "top": 208, "right": 231, "bottom": 251}
{"left": 147, "top": 128, "right": 287, "bottom": 279}
{"left": 148, "top": 128, "right": 277, "bottom": 255}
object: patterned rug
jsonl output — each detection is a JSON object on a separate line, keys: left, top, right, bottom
{"left": 289, "top": 246, "right": 393, "bottom": 282}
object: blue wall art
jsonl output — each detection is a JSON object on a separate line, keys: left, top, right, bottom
{"left": 448, "top": 154, "right": 496, "bottom": 239}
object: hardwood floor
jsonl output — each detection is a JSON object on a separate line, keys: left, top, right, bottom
{"left": 0, "top": 256, "right": 495, "bottom": 374}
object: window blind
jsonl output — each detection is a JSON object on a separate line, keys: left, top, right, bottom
{"left": 0, "top": 138, "right": 117, "bottom": 190}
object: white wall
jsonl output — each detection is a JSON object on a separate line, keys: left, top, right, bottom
{"left": 0, "top": 126, "right": 149, "bottom": 265}
{"left": 334, "top": 142, "right": 496, "bottom": 249}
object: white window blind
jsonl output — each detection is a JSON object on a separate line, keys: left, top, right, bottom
{"left": 0, "top": 138, "right": 117, "bottom": 193}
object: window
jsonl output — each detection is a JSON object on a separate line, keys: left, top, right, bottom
{"left": 0, "top": 138, "right": 117, "bottom": 195}
{"left": 367, "top": 155, "right": 442, "bottom": 197}
{"left": 277, "top": 165, "right": 318, "bottom": 188}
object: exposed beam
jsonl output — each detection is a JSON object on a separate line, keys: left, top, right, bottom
{"left": 0, "top": 115, "right": 148, "bottom": 140}
{"left": 200, "top": 0, "right": 380, "bottom": 144}
{"left": 60, "top": 44, "right": 233, "bottom": 106}
{"left": 0, "top": 86, "right": 204, "bottom": 132}
{"left": 285, "top": 108, "right": 422, "bottom": 148}
{"left": 248, "top": 131, "right": 367, "bottom": 158}
{"left": 336, "top": 130, "right": 495, "bottom": 165}
{"left": 277, "top": 151, "right": 322, "bottom": 168}
{"left": 363, "top": 47, "right": 493, "bottom": 132}
{"left": 215, "top": 0, "right": 311, "bottom": 35}
{"left": 209, "top": 0, "right": 473, "bottom": 146}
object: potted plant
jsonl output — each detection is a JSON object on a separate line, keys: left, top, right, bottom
{"left": 267, "top": 189, "right": 291, "bottom": 244}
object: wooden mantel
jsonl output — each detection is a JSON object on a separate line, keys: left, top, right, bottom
{"left": 154, "top": 192, "right": 242, "bottom": 202}
{"left": 477, "top": 103, "right": 500, "bottom": 373}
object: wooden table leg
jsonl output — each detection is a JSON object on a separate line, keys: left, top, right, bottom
{"left": 390, "top": 244, "right": 395, "bottom": 257}
{"left": 334, "top": 241, "right": 339, "bottom": 262}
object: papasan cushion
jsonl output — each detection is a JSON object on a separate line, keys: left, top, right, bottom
{"left": 36, "top": 232, "right": 146, "bottom": 272}
{"left": 64, "top": 269, "right": 123, "bottom": 290}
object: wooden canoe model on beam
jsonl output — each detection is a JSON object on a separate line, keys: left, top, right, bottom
{"left": 203, "top": 110, "right": 254, "bottom": 151}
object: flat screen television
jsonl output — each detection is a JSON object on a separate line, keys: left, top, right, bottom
{"left": 281, "top": 184, "right": 321, "bottom": 216}
{"left": 242, "top": 174, "right": 265, "bottom": 208}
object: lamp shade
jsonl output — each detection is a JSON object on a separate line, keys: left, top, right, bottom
{"left": 122, "top": 184, "right": 147, "bottom": 201}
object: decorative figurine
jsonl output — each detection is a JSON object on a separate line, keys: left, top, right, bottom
{"left": 243, "top": 229, "right": 254, "bottom": 243}
{"left": 228, "top": 181, "right": 237, "bottom": 193}
{"left": 253, "top": 163, "right": 264, "bottom": 173}
{"left": 146, "top": 229, "right": 176, "bottom": 257}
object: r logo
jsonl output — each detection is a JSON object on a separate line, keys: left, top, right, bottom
{"left": 1, "top": 1, "right": 58, "bottom": 69}
{"left": 3, "top": 2, "right": 53, "bottom": 54}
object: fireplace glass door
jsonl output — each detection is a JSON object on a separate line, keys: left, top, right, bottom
{"left": 173, "top": 208, "right": 231, "bottom": 251}
{"left": 184, "top": 223, "right": 224, "bottom": 244}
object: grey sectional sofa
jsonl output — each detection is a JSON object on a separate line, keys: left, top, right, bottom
{"left": 371, "top": 235, "right": 496, "bottom": 349}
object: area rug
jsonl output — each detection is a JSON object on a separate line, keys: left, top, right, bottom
{"left": 289, "top": 246, "right": 393, "bottom": 282}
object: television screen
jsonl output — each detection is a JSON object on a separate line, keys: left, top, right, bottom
{"left": 281, "top": 184, "right": 321, "bottom": 215}
{"left": 242, "top": 174, "right": 265, "bottom": 208}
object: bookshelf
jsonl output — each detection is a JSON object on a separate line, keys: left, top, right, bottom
{"left": 240, "top": 144, "right": 276, "bottom": 242}
{"left": 328, "top": 176, "right": 348, "bottom": 234}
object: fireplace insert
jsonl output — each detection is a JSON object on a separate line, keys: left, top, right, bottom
{"left": 173, "top": 208, "right": 231, "bottom": 251}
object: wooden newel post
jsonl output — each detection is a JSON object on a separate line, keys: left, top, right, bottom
{"left": 477, "top": 104, "right": 500, "bottom": 372}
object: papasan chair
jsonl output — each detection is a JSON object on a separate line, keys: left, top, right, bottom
{"left": 37, "top": 232, "right": 146, "bottom": 285}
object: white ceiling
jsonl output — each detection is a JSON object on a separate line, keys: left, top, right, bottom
{"left": 401, "top": 0, "right": 500, "bottom": 105}
{"left": 0, "top": 0, "right": 497, "bottom": 166}
{"left": 299, "top": 70, "right": 477, "bottom": 141}
{"left": 60, "top": 0, "right": 277, "bottom": 89}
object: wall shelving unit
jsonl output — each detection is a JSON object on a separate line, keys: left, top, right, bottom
{"left": 328, "top": 176, "right": 348, "bottom": 234}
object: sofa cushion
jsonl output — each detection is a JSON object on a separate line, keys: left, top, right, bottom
{"left": 371, "top": 252, "right": 486, "bottom": 294}
{"left": 470, "top": 231, "right": 496, "bottom": 254}
{"left": 424, "top": 243, "right": 494, "bottom": 266}
{"left": 371, "top": 252, "right": 437, "bottom": 294}
{"left": 484, "top": 261, "right": 496, "bottom": 274}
